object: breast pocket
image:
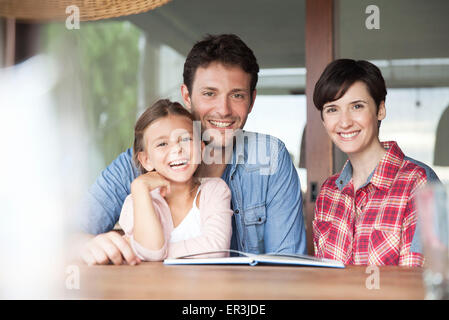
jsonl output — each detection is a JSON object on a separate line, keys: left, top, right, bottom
{"left": 243, "top": 203, "right": 266, "bottom": 253}
{"left": 313, "top": 220, "right": 332, "bottom": 250}
{"left": 368, "top": 227, "right": 401, "bottom": 265}
{"left": 313, "top": 219, "right": 352, "bottom": 262}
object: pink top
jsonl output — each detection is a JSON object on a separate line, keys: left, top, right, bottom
{"left": 119, "top": 177, "right": 233, "bottom": 261}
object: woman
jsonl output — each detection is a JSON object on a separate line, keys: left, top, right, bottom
{"left": 312, "top": 59, "right": 439, "bottom": 267}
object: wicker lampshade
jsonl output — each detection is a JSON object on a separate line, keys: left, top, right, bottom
{"left": 0, "top": 0, "right": 171, "bottom": 21}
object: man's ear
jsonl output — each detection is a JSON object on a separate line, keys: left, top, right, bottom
{"left": 181, "top": 84, "right": 192, "bottom": 111}
{"left": 377, "top": 101, "right": 386, "bottom": 121}
{"left": 248, "top": 89, "right": 257, "bottom": 114}
{"left": 137, "top": 151, "right": 154, "bottom": 172}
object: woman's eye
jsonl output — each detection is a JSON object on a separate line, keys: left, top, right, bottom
{"left": 353, "top": 104, "right": 364, "bottom": 110}
{"left": 181, "top": 136, "right": 192, "bottom": 142}
{"left": 157, "top": 142, "right": 167, "bottom": 147}
{"left": 325, "top": 107, "right": 337, "bottom": 113}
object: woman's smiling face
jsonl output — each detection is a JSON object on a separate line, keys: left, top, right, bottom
{"left": 322, "top": 81, "right": 386, "bottom": 156}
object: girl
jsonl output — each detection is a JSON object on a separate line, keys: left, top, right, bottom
{"left": 119, "top": 99, "right": 233, "bottom": 261}
{"left": 312, "top": 59, "right": 439, "bottom": 267}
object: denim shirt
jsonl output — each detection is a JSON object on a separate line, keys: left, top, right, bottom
{"left": 81, "top": 130, "right": 307, "bottom": 255}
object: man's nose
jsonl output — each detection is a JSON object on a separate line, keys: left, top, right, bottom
{"left": 215, "top": 95, "right": 232, "bottom": 117}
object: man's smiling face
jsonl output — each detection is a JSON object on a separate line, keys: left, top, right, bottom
{"left": 181, "top": 61, "right": 256, "bottom": 148}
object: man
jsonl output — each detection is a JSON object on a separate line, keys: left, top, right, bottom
{"left": 78, "top": 34, "right": 306, "bottom": 265}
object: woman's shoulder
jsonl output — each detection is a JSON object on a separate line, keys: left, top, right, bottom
{"left": 401, "top": 156, "right": 440, "bottom": 184}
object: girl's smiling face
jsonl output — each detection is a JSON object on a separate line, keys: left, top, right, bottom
{"left": 138, "top": 114, "right": 202, "bottom": 183}
{"left": 322, "top": 81, "right": 386, "bottom": 156}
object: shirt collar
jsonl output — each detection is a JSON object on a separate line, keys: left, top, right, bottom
{"left": 370, "top": 141, "right": 404, "bottom": 190}
{"left": 335, "top": 141, "right": 404, "bottom": 192}
{"left": 336, "top": 161, "right": 353, "bottom": 191}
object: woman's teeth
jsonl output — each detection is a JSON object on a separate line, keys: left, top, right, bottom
{"left": 340, "top": 131, "right": 359, "bottom": 138}
{"left": 209, "top": 120, "right": 233, "bottom": 128}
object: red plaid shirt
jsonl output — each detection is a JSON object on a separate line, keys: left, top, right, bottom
{"left": 313, "top": 141, "right": 427, "bottom": 267}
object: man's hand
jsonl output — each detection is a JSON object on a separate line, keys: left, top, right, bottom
{"left": 80, "top": 231, "right": 141, "bottom": 266}
{"left": 131, "top": 171, "right": 171, "bottom": 197}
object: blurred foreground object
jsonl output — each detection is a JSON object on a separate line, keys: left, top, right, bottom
{"left": 0, "top": 53, "right": 89, "bottom": 298}
{"left": 417, "top": 183, "right": 449, "bottom": 300}
{"left": 0, "top": 0, "right": 171, "bottom": 21}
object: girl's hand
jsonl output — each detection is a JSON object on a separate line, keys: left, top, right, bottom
{"left": 131, "top": 171, "right": 171, "bottom": 197}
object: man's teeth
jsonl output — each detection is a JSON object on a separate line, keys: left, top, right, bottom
{"left": 169, "top": 160, "right": 188, "bottom": 167}
{"left": 209, "top": 120, "right": 233, "bottom": 128}
{"left": 340, "top": 132, "right": 359, "bottom": 138}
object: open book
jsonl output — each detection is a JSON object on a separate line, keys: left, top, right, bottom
{"left": 163, "top": 249, "right": 345, "bottom": 268}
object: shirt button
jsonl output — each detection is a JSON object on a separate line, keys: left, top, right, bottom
{"left": 339, "top": 180, "right": 343, "bottom": 184}
{"left": 234, "top": 209, "right": 239, "bottom": 214}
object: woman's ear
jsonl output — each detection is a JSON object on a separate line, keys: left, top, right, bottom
{"left": 181, "top": 84, "right": 192, "bottom": 111}
{"left": 377, "top": 101, "right": 386, "bottom": 121}
{"left": 137, "top": 151, "right": 154, "bottom": 172}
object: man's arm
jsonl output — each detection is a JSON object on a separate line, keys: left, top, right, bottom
{"left": 79, "top": 148, "right": 139, "bottom": 234}
{"left": 75, "top": 148, "right": 140, "bottom": 265}
{"left": 264, "top": 141, "right": 307, "bottom": 255}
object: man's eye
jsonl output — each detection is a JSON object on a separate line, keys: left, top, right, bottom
{"left": 203, "top": 91, "right": 214, "bottom": 97}
{"left": 233, "top": 93, "right": 244, "bottom": 99}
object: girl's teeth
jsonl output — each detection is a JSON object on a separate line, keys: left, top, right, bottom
{"left": 169, "top": 160, "right": 187, "bottom": 167}
{"left": 210, "top": 120, "right": 232, "bottom": 128}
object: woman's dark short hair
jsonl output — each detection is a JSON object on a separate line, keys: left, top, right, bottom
{"left": 183, "top": 34, "right": 259, "bottom": 99}
{"left": 313, "top": 59, "right": 387, "bottom": 119}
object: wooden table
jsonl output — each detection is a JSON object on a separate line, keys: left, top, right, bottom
{"left": 66, "top": 262, "right": 425, "bottom": 300}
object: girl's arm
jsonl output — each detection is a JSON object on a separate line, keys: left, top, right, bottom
{"left": 119, "top": 172, "right": 171, "bottom": 261}
{"left": 131, "top": 180, "right": 165, "bottom": 251}
{"left": 168, "top": 178, "right": 233, "bottom": 258}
